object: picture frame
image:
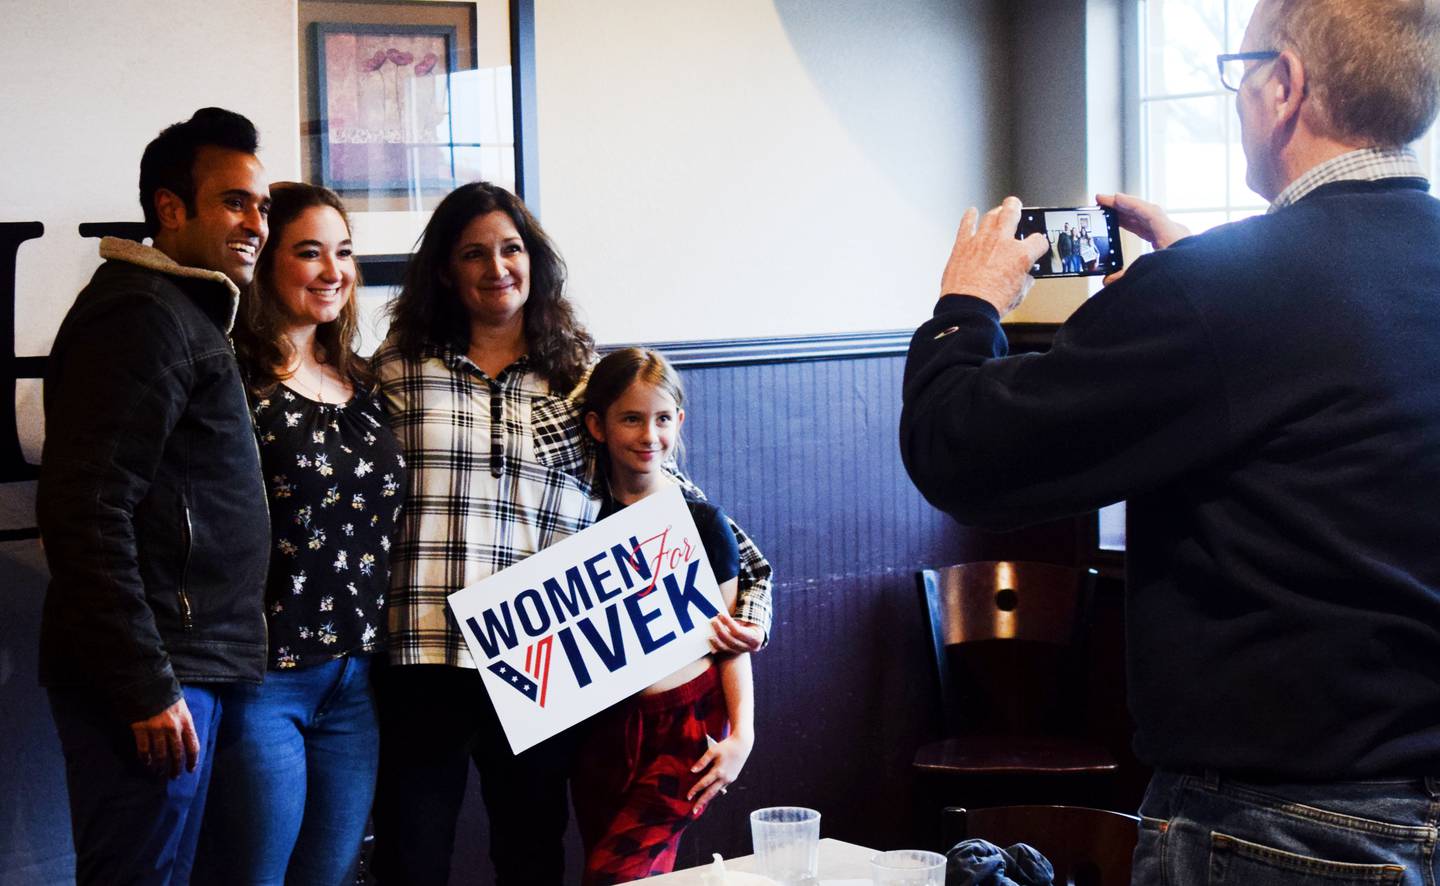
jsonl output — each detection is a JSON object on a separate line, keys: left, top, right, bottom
{"left": 311, "top": 21, "right": 461, "bottom": 194}
{"left": 297, "top": 0, "right": 538, "bottom": 280}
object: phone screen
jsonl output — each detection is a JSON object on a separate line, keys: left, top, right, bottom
{"left": 1016, "top": 205, "right": 1123, "bottom": 278}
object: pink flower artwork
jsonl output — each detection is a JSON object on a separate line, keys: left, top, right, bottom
{"left": 320, "top": 29, "right": 454, "bottom": 190}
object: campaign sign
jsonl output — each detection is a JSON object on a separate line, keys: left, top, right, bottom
{"left": 448, "top": 484, "right": 724, "bottom": 753}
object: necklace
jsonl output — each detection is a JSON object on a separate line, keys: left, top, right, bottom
{"left": 285, "top": 361, "right": 329, "bottom": 403}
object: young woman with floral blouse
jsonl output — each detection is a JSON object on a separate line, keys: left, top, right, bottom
{"left": 197, "top": 182, "right": 405, "bottom": 886}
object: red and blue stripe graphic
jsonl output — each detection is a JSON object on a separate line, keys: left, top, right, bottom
{"left": 487, "top": 635, "right": 553, "bottom": 707}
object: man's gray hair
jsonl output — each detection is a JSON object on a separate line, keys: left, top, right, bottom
{"left": 1262, "top": 0, "right": 1440, "bottom": 146}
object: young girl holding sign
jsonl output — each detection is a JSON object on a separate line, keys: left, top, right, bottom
{"left": 571, "top": 348, "right": 756, "bottom": 885}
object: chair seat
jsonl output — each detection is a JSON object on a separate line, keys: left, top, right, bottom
{"left": 914, "top": 735, "right": 1118, "bottom": 775}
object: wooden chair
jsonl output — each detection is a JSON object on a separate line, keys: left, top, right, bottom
{"left": 942, "top": 805, "right": 1139, "bottom": 886}
{"left": 913, "top": 562, "right": 1116, "bottom": 784}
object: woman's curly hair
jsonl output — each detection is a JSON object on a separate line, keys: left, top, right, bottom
{"left": 384, "top": 182, "right": 595, "bottom": 394}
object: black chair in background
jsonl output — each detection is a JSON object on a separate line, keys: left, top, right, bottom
{"left": 913, "top": 562, "right": 1117, "bottom": 811}
{"left": 942, "top": 805, "right": 1139, "bottom": 886}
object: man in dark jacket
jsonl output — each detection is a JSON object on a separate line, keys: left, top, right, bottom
{"left": 37, "top": 107, "right": 272, "bottom": 885}
{"left": 1055, "top": 223, "right": 1074, "bottom": 273}
{"left": 901, "top": 0, "right": 1440, "bottom": 882}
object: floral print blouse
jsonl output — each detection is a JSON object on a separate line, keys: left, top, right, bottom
{"left": 252, "top": 384, "right": 407, "bottom": 669}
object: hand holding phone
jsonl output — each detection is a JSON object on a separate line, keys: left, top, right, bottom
{"left": 1015, "top": 205, "right": 1124, "bottom": 278}
{"left": 1097, "top": 193, "right": 1191, "bottom": 250}
{"left": 940, "top": 199, "right": 1052, "bottom": 317}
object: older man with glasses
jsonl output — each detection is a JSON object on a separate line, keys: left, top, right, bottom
{"left": 901, "top": 0, "right": 1440, "bottom": 882}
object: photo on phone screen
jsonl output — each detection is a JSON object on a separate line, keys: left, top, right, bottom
{"left": 1016, "top": 205, "right": 1123, "bottom": 278}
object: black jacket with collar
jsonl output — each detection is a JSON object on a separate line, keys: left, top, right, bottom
{"left": 37, "top": 237, "right": 270, "bottom": 722}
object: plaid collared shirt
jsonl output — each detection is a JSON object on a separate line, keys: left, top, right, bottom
{"left": 375, "top": 342, "right": 773, "bottom": 668}
{"left": 1270, "top": 146, "right": 1428, "bottom": 211}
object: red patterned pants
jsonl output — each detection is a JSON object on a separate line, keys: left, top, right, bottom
{"left": 571, "top": 665, "right": 727, "bottom": 886}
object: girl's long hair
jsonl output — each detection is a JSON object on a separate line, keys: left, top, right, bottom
{"left": 233, "top": 181, "right": 374, "bottom": 395}
{"left": 385, "top": 182, "right": 595, "bottom": 394}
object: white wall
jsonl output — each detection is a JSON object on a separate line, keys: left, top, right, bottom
{"left": 534, "top": 0, "right": 1008, "bottom": 343}
{"left": 5, "top": 0, "right": 302, "bottom": 353}
{"left": 3, "top": 0, "right": 302, "bottom": 462}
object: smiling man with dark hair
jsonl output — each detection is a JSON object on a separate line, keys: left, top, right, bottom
{"left": 37, "top": 107, "right": 273, "bottom": 885}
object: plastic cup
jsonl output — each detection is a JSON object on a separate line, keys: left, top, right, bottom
{"left": 748, "top": 806, "right": 820, "bottom": 884}
{"left": 870, "top": 849, "right": 947, "bottom": 885}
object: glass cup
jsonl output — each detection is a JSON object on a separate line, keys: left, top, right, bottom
{"left": 870, "top": 849, "right": 947, "bottom": 886}
{"left": 749, "top": 806, "right": 821, "bottom": 884}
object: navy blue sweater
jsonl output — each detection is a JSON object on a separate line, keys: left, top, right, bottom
{"left": 901, "top": 178, "right": 1440, "bottom": 778}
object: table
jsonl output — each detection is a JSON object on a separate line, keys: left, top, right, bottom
{"left": 619, "top": 838, "right": 879, "bottom": 884}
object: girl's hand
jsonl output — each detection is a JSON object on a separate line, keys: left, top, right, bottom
{"left": 709, "top": 612, "right": 764, "bottom": 653}
{"left": 687, "top": 732, "right": 754, "bottom": 816}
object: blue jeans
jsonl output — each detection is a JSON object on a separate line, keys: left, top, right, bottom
{"left": 197, "top": 654, "right": 378, "bottom": 886}
{"left": 1133, "top": 770, "right": 1437, "bottom": 885}
{"left": 48, "top": 683, "right": 224, "bottom": 886}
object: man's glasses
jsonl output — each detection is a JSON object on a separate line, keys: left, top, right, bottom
{"left": 1216, "top": 51, "right": 1280, "bottom": 91}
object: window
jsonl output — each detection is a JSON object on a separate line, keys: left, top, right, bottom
{"left": 1136, "top": 0, "right": 1440, "bottom": 236}
{"left": 1137, "top": 0, "right": 1264, "bottom": 234}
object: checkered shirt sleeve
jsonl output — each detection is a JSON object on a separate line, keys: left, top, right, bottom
{"left": 728, "top": 519, "right": 774, "bottom": 639}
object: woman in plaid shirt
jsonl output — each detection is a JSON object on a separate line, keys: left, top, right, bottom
{"left": 369, "top": 182, "right": 773, "bottom": 885}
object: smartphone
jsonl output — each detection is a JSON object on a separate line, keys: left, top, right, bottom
{"left": 1016, "top": 205, "right": 1123, "bottom": 278}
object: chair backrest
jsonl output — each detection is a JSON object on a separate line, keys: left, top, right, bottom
{"left": 917, "top": 562, "right": 1093, "bottom": 734}
{"left": 942, "top": 805, "right": 1139, "bottom": 886}
{"left": 919, "top": 561, "right": 1088, "bottom": 646}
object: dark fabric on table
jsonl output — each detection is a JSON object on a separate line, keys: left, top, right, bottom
{"left": 947, "top": 838, "right": 1054, "bottom": 886}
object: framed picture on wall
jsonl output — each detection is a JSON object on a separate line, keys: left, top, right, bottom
{"left": 297, "top": 0, "right": 538, "bottom": 291}
{"left": 298, "top": 0, "right": 536, "bottom": 216}
{"left": 311, "top": 22, "right": 462, "bottom": 193}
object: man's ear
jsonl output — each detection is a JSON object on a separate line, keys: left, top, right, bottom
{"left": 153, "top": 188, "right": 189, "bottom": 232}
{"left": 1271, "top": 49, "right": 1307, "bottom": 130}
{"left": 584, "top": 411, "right": 605, "bottom": 443}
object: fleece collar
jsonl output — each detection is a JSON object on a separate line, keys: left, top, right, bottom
{"left": 98, "top": 237, "right": 241, "bottom": 333}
